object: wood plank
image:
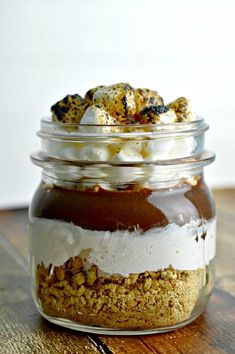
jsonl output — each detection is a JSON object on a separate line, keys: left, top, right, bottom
{"left": 215, "top": 216, "right": 235, "bottom": 297}
{"left": 0, "top": 241, "right": 100, "bottom": 354}
{"left": 98, "top": 336, "right": 153, "bottom": 354}
{"left": 0, "top": 209, "right": 29, "bottom": 260}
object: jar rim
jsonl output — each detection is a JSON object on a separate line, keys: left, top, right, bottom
{"left": 38, "top": 116, "right": 208, "bottom": 140}
{"left": 33, "top": 117, "right": 213, "bottom": 167}
{"left": 31, "top": 150, "right": 215, "bottom": 168}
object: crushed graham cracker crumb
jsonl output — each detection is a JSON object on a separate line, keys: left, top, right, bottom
{"left": 36, "top": 255, "right": 204, "bottom": 329}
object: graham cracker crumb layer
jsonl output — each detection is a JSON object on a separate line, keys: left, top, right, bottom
{"left": 36, "top": 255, "right": 204, "bottom": 329}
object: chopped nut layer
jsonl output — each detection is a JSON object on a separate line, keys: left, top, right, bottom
{"left": 36, "top": 255, "right": 203, "bottom": 329}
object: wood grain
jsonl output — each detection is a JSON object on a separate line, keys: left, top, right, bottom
{"left": 0, "top": 188, "right": 235, "bottom": 354}
{"left": 0, "top": 209, "right": 29, "bottom": 260}
{"left": 0, "top": 243, "right": 101, "bottom": 354}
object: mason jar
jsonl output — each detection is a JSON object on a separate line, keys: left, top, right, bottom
{"left": 29, "top": 118, "right": 216, "bottom": 334}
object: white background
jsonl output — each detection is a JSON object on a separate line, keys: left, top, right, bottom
{"left": 0, "top": 0, "right": 235, "bottom": 209}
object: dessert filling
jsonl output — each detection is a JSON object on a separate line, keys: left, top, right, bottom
{"left": 30, "top": 177, "right": 215, "bottom": 329}
{"left": 36, "top": 259, "right": 208, "bottom": 329}
{"left": 31, "top": 83, "right": 216, "bottom": 329}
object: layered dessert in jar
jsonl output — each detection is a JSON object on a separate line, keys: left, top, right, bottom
{"left": 29, "top": 83, "right": 216, "bottom": 333}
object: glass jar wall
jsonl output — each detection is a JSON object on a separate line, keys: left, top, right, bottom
{"left": 29, "top": 118, "right": 216, "bottom": 334}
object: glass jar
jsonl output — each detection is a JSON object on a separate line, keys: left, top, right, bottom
{"left": 29, "top": 118, "right": 216, "bottom": 334}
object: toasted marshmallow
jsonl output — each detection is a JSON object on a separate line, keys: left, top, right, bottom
{"left": 51, "top": 94, "right": 88, "bottom": 124}
{"left": 80, "top": 106, "right": 119, "bottom": 133}
{"left": 139, "top": 105, "right": 174, "bottom": 124}
{"left": 84, "top": 85, "right": 105, "bottom": 106}
{"left": 134, "top": 88, "right": 164, "bottom": 113}
{"left": 93, "top": 83, "right": 136, "bottom": 123}
{"left": 80, "top": 106, "right": 117, "bottom": 125}
{"left": 167, "top": 97, "right": 196, "bottom": 122}
{"left": 158, "top": 109, "right": 178, "bottom": 124}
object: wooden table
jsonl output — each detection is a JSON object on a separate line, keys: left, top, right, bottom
{"left": 0, "top": 189, "right": 235, "bottom": 354}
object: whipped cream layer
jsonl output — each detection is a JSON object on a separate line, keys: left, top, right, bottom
{"left": 30, "top": 217, "right": 216, "bottom": 276}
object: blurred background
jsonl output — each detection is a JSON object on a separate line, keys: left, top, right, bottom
{"left": 0, "top": 0, "right": 234, "bottom": 209}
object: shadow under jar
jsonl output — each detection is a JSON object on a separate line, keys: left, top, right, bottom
{"left": 29, "top": 118, "right": 216, "bottom": 335}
